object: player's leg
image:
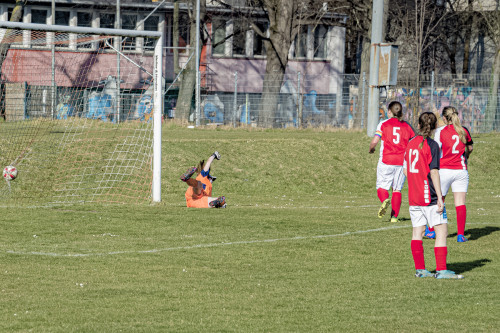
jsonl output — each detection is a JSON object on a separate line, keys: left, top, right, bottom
{"left": 410, "top": 206, "right": 433, "bottom": 277}
{"left": 451, "top": 170, "right": 469, "bottom": 242}
{"left": 376, "top": 162, "right": 391, "bottom": 218}
{"left": 429, "top": 205, "right": 464, "bottom": 279}
{"left": 181, "top": 166, "right": 197, "bottom": 182}
{"left": 390, "top": 167, "right": 405, "bottom": 222}
{"left": 203, "top": 151, "right": 220, "bottom": 183}
{"left": 208, "top": 196, "right": 226, "bottom": 208}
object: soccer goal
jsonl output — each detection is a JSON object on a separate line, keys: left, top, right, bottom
{"left": 0, "top": 21, "right": 163, "bottom": 206}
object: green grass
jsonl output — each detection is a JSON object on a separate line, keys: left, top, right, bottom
{"left": 1, "top": 125, "right": 500, "bottom": 332}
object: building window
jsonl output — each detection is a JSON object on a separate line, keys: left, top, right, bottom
{"left": 253, "top": 21, "right": 267, "bottom": 56}
{"left": 212, "top": 18, "right": 227, "bottom": 56}
{"left": 122, "top": 14, "right": 137, "bottom": 50}
{"left": 55, "top": 11, "right": 70, "bottom": 48}
{"left": 232, "top": 20, "right": 247, "bottom": 56}
{"left": 313, "top": 25, "right": 328, "bottom": 59}
{"left": 31, "top": 9, "right": 48, "bottom": 47}
{"left": 144, "top": 15, "right": 159, "bottom": 50}
{"left": 99, "top": 13, "right": 115, "bottom": 49}
{"left": 294, "top": 25, "right": 308, "bottom": 58}
{"left": 77, "top": 12, "right": 93, "bottom": 49}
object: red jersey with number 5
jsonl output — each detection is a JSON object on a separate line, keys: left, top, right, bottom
{"left": 375, "top": 118, "right": 415, "bottom": 166}
{"left": 404, "top": 136, "right": 440, "bottom": 206}
{"left": 434, "top": 125, "right": 473, "bottom": 170}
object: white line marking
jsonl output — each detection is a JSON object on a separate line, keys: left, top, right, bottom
{"left": 5, "top": 222, "right": 495, "bottom": 258}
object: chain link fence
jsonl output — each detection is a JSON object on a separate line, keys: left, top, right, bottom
{"left": 192, "top": 72, "right": 500, "bottom": 133}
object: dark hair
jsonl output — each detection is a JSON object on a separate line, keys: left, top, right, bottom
{"left": 442, "top": 106, "right": 466, "bottom": 144}
{"left": 388, "top": 101, "right": 403, "bottom": 120}
{"left": 418, "top": 112, "right": 437, "bottom": 149}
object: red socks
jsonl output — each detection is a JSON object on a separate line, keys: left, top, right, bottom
{"left": 434, "top": 247, "right": 448, "bottom": 271}
{"left": 391, "top": 192, "right": 402, "bottom": 217}
{"left": 412, "top": 242, "right": 448, "bottom": 271}
{"left": 411, "top": 240, "right": 425, "bottom": 270}
{"left": 456, "top": 205, "right": 467, "bottom": 236}
{"left": 377, "top": 188, "right": 389, "bottom": 203}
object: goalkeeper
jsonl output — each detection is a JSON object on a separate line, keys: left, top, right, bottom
{"left": 180, "top": 151, "right": 226, "bottom": 208}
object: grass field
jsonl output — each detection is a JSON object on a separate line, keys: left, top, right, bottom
{"left": 1, "top": 125, "right": 500, "bottom": 332}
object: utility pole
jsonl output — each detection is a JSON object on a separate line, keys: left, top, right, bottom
{"left": 367, "top": 0, "right": 384, "bottom": 137}
{"left": 195, "top": 0, "right": 200, "bottom": 126}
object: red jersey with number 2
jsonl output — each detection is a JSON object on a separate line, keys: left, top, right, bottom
{"left": 434, "top": 125, "right": 473, "bottom": 170}
{"left": 404, "top": 136, "right": 440, "bottom": 206}
{"left": 375, "top": 118, "right": 415, "bottom": 166}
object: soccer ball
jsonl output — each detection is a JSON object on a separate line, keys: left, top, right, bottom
{"left": 3, "top": 165, "right": 18, "bottom": 181}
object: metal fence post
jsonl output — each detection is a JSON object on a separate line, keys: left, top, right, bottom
{"left": 361, "top": 72, "right": 366, "bottom": 129}
{"left": 233, "top": 71, "right": 238, "bottom": 127}
{"left": 430, "top": 71, "right": 435, "bottom": 111}
{"left": 298, "top": 71, "right": 302, "bottom": 128}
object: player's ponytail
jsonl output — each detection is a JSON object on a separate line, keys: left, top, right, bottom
{"left": 418, "top": 112, "right": 437, "bottom": 149}
{"left": 388, "top": 101, "right": 403, "bottom": 121}
{"left": 442, "top": 106, "right": 466, "bottom": 144}
{"left": 197, "top": 160, "right": 205, "bottom": 173}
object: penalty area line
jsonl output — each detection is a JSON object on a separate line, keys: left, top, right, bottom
{"left": 6, "top": 224, "right": 410, "bottom": 258}
{"left": 5, "top": 222, "right": 493, "bottom": 258}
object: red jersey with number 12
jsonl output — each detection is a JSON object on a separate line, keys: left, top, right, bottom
{"left": 404, "top": 136, "right": 440, "bottom": 206}
{"left": 434, "top": 125, "right": 473, "bottom": 170}
{"left": 375, "top": 118, "right": 415, "bottom": 166}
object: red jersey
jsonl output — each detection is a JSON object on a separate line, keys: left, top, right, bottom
{"left": 434, "top": 125, "right": 473, "bottom": 170}
{"left": 375, "top": 118, "right": 415, "bottom": 166}
{"left": 404, "top": 136, "right": 440, "bottom": 206}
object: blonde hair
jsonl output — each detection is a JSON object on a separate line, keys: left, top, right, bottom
{"left": 388, "top": 101, "right": 403, "bottom": 121}
{"left": 442, "top": 106, "right": 466, "bottom": 144}
{"left": 418, "top": 112, "right": 437, "bottom": 149}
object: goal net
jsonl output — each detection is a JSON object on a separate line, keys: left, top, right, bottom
{"left": 0, "top": 21, "right": 163, "bottom": 206}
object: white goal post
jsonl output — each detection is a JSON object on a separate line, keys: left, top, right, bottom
{"left": 0, "top": 21, "right": 163, "bottom": 205}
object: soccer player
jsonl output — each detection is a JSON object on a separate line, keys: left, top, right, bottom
{"left": 369, "top": 101, "right": 415, "bottom": 222}
{"left": 404, "top": 112, "right": 463, "bottom": 279}
{"left": 181, "top": 151, "right": 226, "bottom": 208}
{"left": 425, "top": 106, "right": 474, "bottom": 242}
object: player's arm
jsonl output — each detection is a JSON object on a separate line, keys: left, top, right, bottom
{"left": 369, "top": 135, "right": 380, "bottom": 154}
{"left": 464, "top": 127, "right": 473, "bottom": 158}
{"left": 465, "top": 144, "right": 473, "bottom": 158}
{"left": 429, "top": 140, "right": 443, "bottom": 213}
{"left": 430, "top": 169, "right": 444, "bottom": 213}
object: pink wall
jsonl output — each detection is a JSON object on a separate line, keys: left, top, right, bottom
{"left": 1, "top": 49, "right": 159, "bottom": 89}
{"left": 208, "top": 57, "right": 336, "bottom": 94}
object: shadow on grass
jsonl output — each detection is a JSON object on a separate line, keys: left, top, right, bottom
{"left": 447, "top": 258, "right": 492, "bottom": 274}
{"left": 448, "top": 226, "right": 500, "bottom": 241}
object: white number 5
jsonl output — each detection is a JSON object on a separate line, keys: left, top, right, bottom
{"left": 393, "top": 127, "right": 401, "bottom": 144}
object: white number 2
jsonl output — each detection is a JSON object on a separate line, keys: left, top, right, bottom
{"left": 393, "top": 127, "right": 401, "bottom": 144}
{"left": 409, "top": 149, "right": 419, "bottom": 174}
{"left": 452, "top": 135, "right": 460, "bottom": 154}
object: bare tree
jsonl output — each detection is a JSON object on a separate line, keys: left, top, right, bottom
{"left": 478, "top": 2, "right": 500, "bottom": 131}
{"left": 175, "top": 0, "right": 207, "bottom": 121}
{"left": 0, "top": 0, "right": 27, "bottom": 69}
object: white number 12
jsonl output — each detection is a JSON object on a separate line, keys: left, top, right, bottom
{"left": 409, "top": 149, "right": 419, "bottom": 173}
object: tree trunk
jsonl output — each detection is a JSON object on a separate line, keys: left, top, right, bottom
{"left": 353, "top": 36, "right": 371, "bottom": 129}
{"left": 259, "top": 51, "right": 286, "bottom": 127}
{"left": 173, "top": 2, "right": 180, "bottom": 75}
{"left": 0, "top": 1, "right": 26, "bottom": 70}
{"left": 176, "top": 0, "right": 206, "bottom": 122}
{"left": 257, "top": 0, "right": 296, "bottom": 128}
